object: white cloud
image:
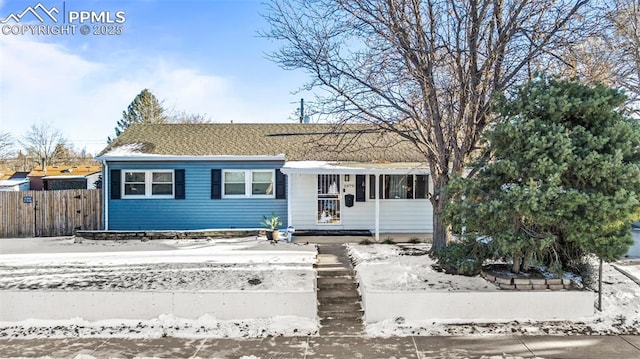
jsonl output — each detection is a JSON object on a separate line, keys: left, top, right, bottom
{"left": 0, "top": 35, "right": 292, "bottom": 156}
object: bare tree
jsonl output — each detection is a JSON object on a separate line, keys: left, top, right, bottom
{"left": 548, "top": 0, "right": 640, "bottom": 112}
{"left": 263, "top": 0, "right": 594, "bottom": 249}
{"left": 20, "top": 123, "right": 66, "bottom": 171}
{"left": 0, "top": 131, "right": 13, "bottom": 159}
{"left": 607, "top": 0, "right": 639, "bottom": 110}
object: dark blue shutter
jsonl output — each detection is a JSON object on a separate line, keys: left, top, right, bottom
{"left": 110, "top": 169, "right": 121, "bottom": 199}
{"left": 174, "top": 169, "right": 185, "bottom": 199}
{"left": 369, "top": 174, "right": 376, "bottom": 200}
{"left": 406, "top": 175, "right": 414, "bottom": 199}
{"left": 211, "top": 169, "right": 222, "bottom": 199}
{"left": 275, "top": 169, "right": 286, "bottom": 199}
{"left": 356, "top": 175, "right": 366, "bottom": 202}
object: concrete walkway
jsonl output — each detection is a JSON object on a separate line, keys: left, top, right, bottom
{"left": 315, "top": 243, "right": 364, "bottom": 336}
{"left": 1, "top": 335, "right": 639, "bottom": 358}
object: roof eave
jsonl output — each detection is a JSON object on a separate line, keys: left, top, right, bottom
{"left": 281, "top": 161, "right": 430, "bottom": 175}
{"left": 95, "top": 154, "right": 287, "bottom": 162}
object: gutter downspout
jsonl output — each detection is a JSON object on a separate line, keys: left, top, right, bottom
{"left": 102, "top": 160, "right": 108, "bottom": 230}
{"left": 375, "top": 174, "right": 380, "bottom": 242}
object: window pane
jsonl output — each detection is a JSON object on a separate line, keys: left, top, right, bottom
{"left": 252, "top": 171, "right": 272, "bottom": 182}
{"left": 225, "top": 183, "right": 245, "bottom": 195}
{"left": 225, "top": 171, "right": 245, "bottom": 182}
{"left": 124, "top": 183, "right": 145, "bottom": 195}
{"left": 252, "top": 183, "right": 273, "bottom": 195}
{"left": 152, "top": 184, "right": 173, "bottom": 195}
{"left": 125, "top": 172, "right": 145, "bottom": 182}
{"left": 318, "top": 174, "right": 340, "bottom": 195}
{"left": 152, "top": 172, "right": 172, "bottom": 182}
{"left": 387, "top": 175, "right": 408, "bottom": 199}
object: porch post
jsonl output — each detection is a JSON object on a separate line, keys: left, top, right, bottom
{"left": 287, "top": 174, "right": 292, "bottom": 228}
{"left": 375, "top": 173, "right": 380, "bottom": 242}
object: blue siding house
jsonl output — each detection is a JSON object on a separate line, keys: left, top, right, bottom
{"left": 96, "top": 123, "right": 433, "bottom": 237}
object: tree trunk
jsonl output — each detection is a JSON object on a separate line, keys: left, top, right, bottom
{"left": 431, "top": 172, "right": 451, "bottom": 251}
{"left": 512, "top": 253, "right": 522, "bottom": 273}
{"left": 522, "top": 248, "right": 533, "bottom": 272}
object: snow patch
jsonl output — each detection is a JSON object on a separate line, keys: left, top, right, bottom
{"left": 348, "top": 244, "right": 640, "bottom": 336}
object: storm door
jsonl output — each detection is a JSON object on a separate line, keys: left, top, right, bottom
{"left": 317, "top": 174, "right": 341, "bottom": 224}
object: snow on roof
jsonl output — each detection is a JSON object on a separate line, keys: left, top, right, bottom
{"left": 0, "top": 179, "right": 29, "bottom": 187}
{"left": 281, "top": 161, "right": 429, "bottom": 174}
{"left": 41, "top": 175, "right": 90, "bottom": 180}
{"left": 100, "top": 143, "right": 147, "bottom": 156}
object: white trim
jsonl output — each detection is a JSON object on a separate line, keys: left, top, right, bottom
{"left": 281, "top": 161, "right": 429, "bottom": 175}
{"left": 121, "top": 170, "right": 175, "bottom": 199}
{"left": 96, "top": 154, "right": 286, "bottom": 162}
{"left": 375, "top": 174, "right": 380, "bottom": 242}
{"left": 103, "top": 161, "right": 108, "bottom": 230}
{"left": 222, "top": 169, "right": 275, "bottom": 199}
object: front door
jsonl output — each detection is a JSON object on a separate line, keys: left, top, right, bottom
{"left": 317, "top": 174, "right": 340, "bottom": 224}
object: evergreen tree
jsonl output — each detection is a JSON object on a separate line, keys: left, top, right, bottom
{"left": 445, "top": 78, "right": 640, "bottom": 273}
{"left": 108, "top": 89, "right": 168, "bottom": 143}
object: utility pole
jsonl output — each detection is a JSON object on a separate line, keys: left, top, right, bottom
{"left": 299, "top": 98, "right": 304, "bottom": 124}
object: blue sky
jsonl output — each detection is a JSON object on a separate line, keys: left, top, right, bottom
{"left": 0, "top": 0, "right": 313, "bottom": 155}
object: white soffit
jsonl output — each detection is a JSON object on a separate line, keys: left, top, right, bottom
{"left": 281, "top": 161, "right": 429, "bottom": 175}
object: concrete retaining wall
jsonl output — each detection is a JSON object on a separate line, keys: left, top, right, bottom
{"left": 0, "top": 290, "right": 317, "bottom": 321}
{"left": 360, "top": 289, "right": 594, "bottom": 323}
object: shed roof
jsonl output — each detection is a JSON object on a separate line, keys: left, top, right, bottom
{"left": 97, "top": 123, "right": 425, "bottom": 163}
{"left": 0, "top": 179, "right": 29, "bottom": 187}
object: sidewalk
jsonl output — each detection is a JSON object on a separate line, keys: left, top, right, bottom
{"left": 1, "top": 334, "right": 639, "bottom": 358}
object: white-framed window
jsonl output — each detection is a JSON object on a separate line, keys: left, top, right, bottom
{"left": 223, "top": 170, "right": 274, "bottom": 198}
{"left": 369, "top": 174, "right": 428, "bottom": 200}
{"left": 122, "top": 170, "right": 174, "bottom": 198}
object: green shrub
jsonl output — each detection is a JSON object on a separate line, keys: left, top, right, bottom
{"left": 432, "top": 237, "right": 488, "bottom": 276}
{"left": 382, "top": 237, "right": 396, "bottom": 244}
{"left": 408, "top": 237, "right": 422, "bottom": 244}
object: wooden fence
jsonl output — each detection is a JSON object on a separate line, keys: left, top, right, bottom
{"left": 0, "top": 189, "right": 102, "bottom": 238}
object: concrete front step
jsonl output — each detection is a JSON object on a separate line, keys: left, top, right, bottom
{"left": 318, "top": 298, "right": 362, "bottom": 306}
{"left": 318, "top": 289, "right": 360, "bottom": 299}
{"left": 317, "top": 284, "right": 359, "bottom": 292}
{"left": 318, "top": 298, "right": 361, "bottom": 306}
{"left": 316, "top": 269, "right": 355, "bottom": 277}
{"left": 319, "top": 310, "right": 364, "bottom": 320}
{"left": 318, "top": 277, "right": 355, "bottom": 285}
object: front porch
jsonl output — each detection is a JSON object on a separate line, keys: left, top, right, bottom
{"left": 281, "top": 161, "right": 434, "bottom": 241}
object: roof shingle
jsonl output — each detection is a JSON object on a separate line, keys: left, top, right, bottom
{"left": 98, "top": 123, "right": 425, "bottom": 163}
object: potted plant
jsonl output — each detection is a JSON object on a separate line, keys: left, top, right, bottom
{"left": 261, "top": 213, "right": 282, "bottom": 241}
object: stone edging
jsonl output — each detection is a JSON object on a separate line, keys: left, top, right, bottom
{"left": 480, "top": 269, "right": 575, "bottom": 290}
{"left": 75, "top": 230, "right": 258, "bottom": 240}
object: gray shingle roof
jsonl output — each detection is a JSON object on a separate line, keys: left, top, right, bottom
{"left": 98, "top": 123, "right": 425, "bottom": 162}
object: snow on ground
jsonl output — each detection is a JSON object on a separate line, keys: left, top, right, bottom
{"left": 350, "top": 243, "right": 495, "bottom": 291}
{"left": 616, "top": 259, "right": 640, "bottom": 283}
{"left": 0, "top": 237, "right": 318, "bottom": 338}
{"left": 348, "top": 243, "right": 640, "bottom": 337}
